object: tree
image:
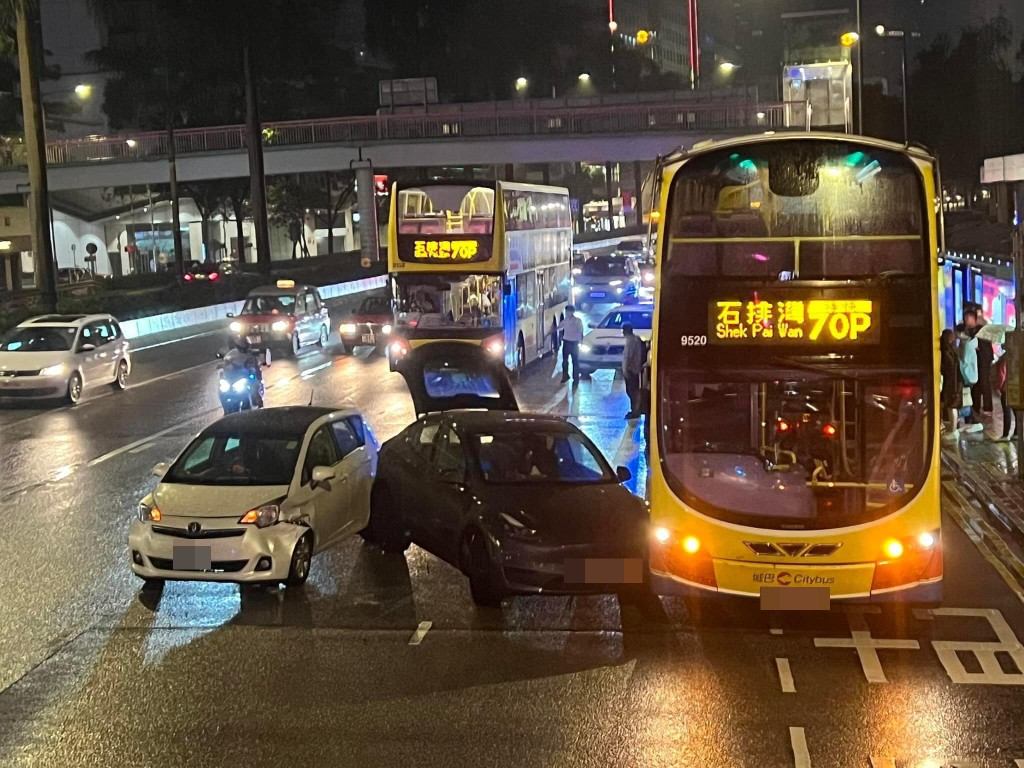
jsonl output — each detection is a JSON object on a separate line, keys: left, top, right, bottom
{"left": 0, "top": 0, "right": 55, "bottom": 307}
{"left": 909, "top": 14, "right": 1024, "bottom": 187}
{"left": 562, "top": 164, "right": 603, "bottom": 234}
{"left": 222, "top": 182, "right": 251, "bottom": 264}
{"left": 182, "top": 181, "right": 233, "bottom": 263}
{"left": 267, "top": 177, "right": 318, "bottom": 260}
{"left": 311, "top": 172, "right": 355, "bottom": 257}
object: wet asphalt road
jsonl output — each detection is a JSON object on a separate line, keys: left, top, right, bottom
{"left": 1, "top": 302, "right": 1024, "bottom": 767}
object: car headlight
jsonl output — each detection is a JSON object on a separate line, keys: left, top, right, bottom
{"left": 229, "top": 321, "right": 243, "bottom": 333}
{"left": 609, "top": 280, "right": 623, "bottom": 286}
{"left": 580, "top": 344, "right": 592, "bottom": 354}
{"left": 231, "top": 378, "right": 249, "bottom": 393}
{"left": 572, "top": 286, "right": 582, "bottom": 295}
{"left": 138, "top": 499, "right": 161, "bottom": 522}
{"left": 271, "top": 320, "right": 289, "bottom": 332}
{"left": 340, "top": 323, "right": 357, "bottom": 335}
{"left": 382, "top": 323, "right": 393, "bottom": 335}
{"left": 239, "top": 504, "right": 280, "bottom": 528}
{"left": 643, "top": 272, "right": 655, "bottom": 283}
{"left": 39, "top": 363, "right": 66, "bottom": 377}
{"left": 218, "top": 378, "right": 230, "bottom": 393}
{"left": 616, "top": 288, "right": 623, "bottom": 294}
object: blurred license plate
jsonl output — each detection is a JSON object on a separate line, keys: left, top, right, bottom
{"left": 361, "top": 334, "right": 374, "bottom": 344}
{"left": 564, "top": 558, "right": 643, "bottom": 584}
{"left": 173, "top": 545, "right": 211, "bottom": 571}
{"left": 760, "top": 586, "right": 830, "bottom": 611}
{"left": 590, "top": 292, "right": 606, "bottom": 299}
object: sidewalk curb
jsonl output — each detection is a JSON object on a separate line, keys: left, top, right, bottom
{"left": 941, "top": 448, "right": 1024, "bottom": 544}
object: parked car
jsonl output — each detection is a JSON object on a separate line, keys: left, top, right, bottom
{"left": 184, "top": 261, "right": 236, "bottom": 283}
{"left": 228, "top": 280, "right": 331, "bottom": 357}
{"left": 129, "top": 406, "right": 378, "bottom": 587}
{"left": 0, "top": 313, "right": 131, "bottom": 404}
{"left": 57, "top": 267, "right": 91, "bottom": 284}
{"left": 571, "top": 255, "right": 641, "bottom": 307}
{"left": 614, "top": 239, "right": 648, "bottom": 258}
{"left": 339, "top": 294, "right": 393, "bottom": 352}
{"left": 579, "top": 304, "right": 653, "bottom": 377}
{"left": 364, "top": 343, "right": 647, "bottom": 606}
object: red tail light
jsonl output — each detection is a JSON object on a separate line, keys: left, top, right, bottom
{"left": 822, "top": 423, "right": 837, "bottom": 438}
{"left": 777, "top": 418, "right": 791, "bottom": 433}
{"left": 209, "top": 271, "right": 219, "bottom": 281}
{"left": 184, "top": 273, "right": 193, "bottom": 281}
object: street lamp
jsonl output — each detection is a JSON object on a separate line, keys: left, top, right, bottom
{"left": 73, "top": 83, "right": 92, "bottom": 99}
{"left": 875, "top": 24, "right": 921, "bottom": 143}
{"left": 719, "top": 61, "right": 739, "bottom": 74}
{"left": 637, "top": 29, "right": 650, "bottom": 45}
{"left": 515, "top": 77, "right": 528, "bottom": 92}
{"left": 840, "top": 31, "right": 860, "bottom": 48}
{"left": 578, "top": 72, "right": 592, "bottom": 83}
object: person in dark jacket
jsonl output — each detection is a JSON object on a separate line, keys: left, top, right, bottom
{"left": 940, "top": 329, "right": 963, "bottom": 441}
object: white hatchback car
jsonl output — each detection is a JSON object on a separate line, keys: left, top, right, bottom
{"left": 578, "top": 304, "right": 653, "bottom": 376}
{"left": 129, "top": 406, "right": 378, "bottom": 588}
{"left": 0, "top": 313, "right": 131, "bottom": 404}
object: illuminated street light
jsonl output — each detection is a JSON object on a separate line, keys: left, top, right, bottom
{"left": 875, "top": 24, "right": 887, "bottom": 36}
{"left": 608, "top": 20, "right": 618, "bottom": 34}
{"left": 125, "top": 139, "right": 137, "bottom": 148}
{"left": 840, "top": 31, "right": 860, "bottom": 48}
{"left": 515, "top": 77, "right": 528, "bottom": 91}
{"left": 73, "top": 83, "right": 92, "bottom": 99}
{"left": 719, "top": 61, "right": 739, "bottom": 74}
{"left": 637, "top": 29, "right": 650, "bottom": 45}
{"left": 578, "top": 72, "right": 591, "bottom": 83}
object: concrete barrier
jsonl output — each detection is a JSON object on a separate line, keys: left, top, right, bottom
{"left": 120, "top": 275, "right": 387, "bottom": 340}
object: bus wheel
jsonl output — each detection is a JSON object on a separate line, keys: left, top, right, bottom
{"left": 515, "top": 337, "right": 526, "bottom": 376}
{"left": 549, "top": 321, "right": 558, "bottom": 354}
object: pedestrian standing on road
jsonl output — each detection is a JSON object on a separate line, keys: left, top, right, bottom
{"left": 558, "top": 305, "right": 585, "bottom": 383}
{"left": 968, "top": 306, "right": 995, "bottom": 415}
{"left": 621, "top": 323, "right": 645, "bottom": 420}
{"left": 940, "top": 329, "right": 964, "bottom": 442}
{"left": 956, "top": 321, "right": 984, "bottom": 433}
{"left": 993, "top": 351, "right": 1015, "bottom": 442}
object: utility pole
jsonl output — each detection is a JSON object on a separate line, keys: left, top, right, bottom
{"left": 17, "top": 3, "right": 56, "bottom": 310}
{"left": 855, "top": 0, "right": 863, "bottom": 134}
{"left": 163, "top": 60, "right": 185, "bottom": 279}
{"left": 244, "top": 44, "right": 272, "bottom": 274}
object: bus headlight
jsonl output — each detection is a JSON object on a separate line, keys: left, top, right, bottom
{"left": 682, "top": 536, "right": 701, "bottom": 554}
{"left": 485, "top": 338, "right": 505, "bottom": 356}
{"left": 917, "top": 532, "right": 936, "bottom": 549}
{"left": 883, "top": 539, "right": 904, "bottom": 559}
{"left": 654, "top": 527, "right": 671, "bottom": 543}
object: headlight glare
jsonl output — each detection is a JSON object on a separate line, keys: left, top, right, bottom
{"left": 138, "top": 500, "right": 161, "bottom": 522}
{"left": 39, "top": 363, "right": 66, "bottom": 377}
{"left": 340, "top": 323, "right": 357, "bottom": 335}
{"left": 231, "top": 378, "right": 249, "bottom": 393}
{"left": 229, "top": 321, "right": 243, "bottom": 333}
{"left": 271, "top": 320, "right": 288, "bottom": 332}
{"left": 239, "top": 504, "right": 280, "bottom": 528}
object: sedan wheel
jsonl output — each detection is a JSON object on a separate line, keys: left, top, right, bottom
{"left": 111, "top": 359, "right": 129, "bottom": 391}
{"left": 66, "top": 372, "right": 83, "bottom": 405}
{"left": 362, "top": 485, "right": 408, "bottom": 553}
{"left": 463, "top": 532, "right": 504, "bottom": 608}
{"left": 317, "top": 325, "right": 329, "bottom": 348}
{"left": 285, "top": 532, "right": 313, "bottom": 587}
{"left": 290, "top": 333, "right": 301, "bottom": 357}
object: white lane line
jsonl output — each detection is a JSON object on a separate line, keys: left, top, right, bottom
{"left": 868, "top": 758, "right": 895, "bottom": 768}
{"left": 775, "top": 658, "right": 795, "bottom": 693}
{"left": 131, "top": 329, "right": 220, "bottom": 353}
{"left": 408, "top": 621, "right": 432, "bottom": 646}
{"left": 770, "top": 628, "right": 784, "bottom": 635}
{"left": 611, "top": 423, "right": 638, "bottom": 468}
{"left": 1014, "top": 760, "right": 1024, "bottom": 767}
{"left": 789, "top": 727, "right": 811, "bottom": 768}
{"left": 87, "top": 414, "right": 214, "bottom": 467}
{"left": 128, "top": 442, "right": 154, "bottom": 455}
{"left": 299, "top": 360, "right": 334, "bottom": 380}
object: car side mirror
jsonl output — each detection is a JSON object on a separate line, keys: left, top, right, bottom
{"left": 216, "top": 352, "right": 224, "bottom": 359}
{"left": 152, "top": 462, "right": 170, "bottom": 478}
{"left": 311, "top": 465, "right": 334, "bottom": 491}
{"left": 616, "top": 466, "right": 632, "bottom": 483}
{"left": 79, "top": 343, "right": 96, "bottom": 352}
{"left": 226, "top": 312, "right": 234, "bottom": 318}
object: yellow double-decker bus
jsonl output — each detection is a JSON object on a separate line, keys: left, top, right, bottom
{"left": 387, "top": 181, "right": 573, "bottom": 372}
{"left": 647, "top": 133, "right": 943, "bottom": 607}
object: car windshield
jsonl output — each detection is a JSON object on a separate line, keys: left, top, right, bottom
{"left": 357, "top": 296, "right": 391, "bottom": 315}
{"left": 473, "top": 430, "right": 613, "bottom": 484}
{"left": 164, "top": 431, "right": 302, "bottom": 486}
{"left": 0, "top": 327, "right": 77, "bottom": 352}
{"left": 241, "top": 295, "right": 296, "bottom": 315}
{"left": 599, "top": 309, "right": 653, "bottom": 330}
{"left": 582, "top": 259, "right": 630, "bottom": 277}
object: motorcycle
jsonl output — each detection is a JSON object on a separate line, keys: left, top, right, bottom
{"left": 216, "top": 354, "right": 267, "bottom": 415}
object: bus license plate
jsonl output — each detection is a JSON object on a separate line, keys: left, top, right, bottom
{"left": 591, "top": 292, "right": 606, "bottom": 299}
{"left": 173, "top": 545, "right": 212, "bottom": 572}
{"left": 362, "top": 334, "right": 374, "bottom": 344}
{"left": 760, "top": 586, "right": 830, "bottom": 611}
{"left": 564, "top": 558, "right": 644, "bottom": 584}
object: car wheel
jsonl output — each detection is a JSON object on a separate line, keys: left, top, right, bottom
{"left": 285, "top": 531, "right": 313, "bottom": 587}
{"left": 317, "top": 325, "right": 329, "bottom": 348}
{"left": 289, "top": 332, "right": 302, "bottom": 357}
{"left": 66, "top": 372, "right": 83, "bottom": 405}
{"left": 549, "top": 321, "right": 558, "bottom": 354}
{"left": 140, "top": 577, "right": 164, "bottom": 590}
{"left": 365, "top": 485, "right": 409, "bottom": 553}
{"left": 463, "top": 531, "right": 504, "bottom": 608}
{"left": 111, "top": 359, "right": 129, "bottom": 391}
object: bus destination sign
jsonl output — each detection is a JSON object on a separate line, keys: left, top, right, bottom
{"left": 708, "top": 297, "right": 878, "bottom": 345}
{"left": 396, "top": 234, "right": 492, "bottom": 265}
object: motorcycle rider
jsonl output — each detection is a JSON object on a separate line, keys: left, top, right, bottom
{"left": 220, "top": 336, "right": 265, "bottom": 408}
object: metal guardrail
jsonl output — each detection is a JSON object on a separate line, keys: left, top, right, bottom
{"left": 29, "top": 101, "right": 797, "bottom": 167}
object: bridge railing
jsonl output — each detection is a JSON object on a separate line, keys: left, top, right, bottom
{"left": 39, "top": 101, "right": 797, "bottom": 167}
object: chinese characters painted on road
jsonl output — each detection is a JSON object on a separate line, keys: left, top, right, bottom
{"left": 710, "top": 297, "right": 877, "bottom": 345}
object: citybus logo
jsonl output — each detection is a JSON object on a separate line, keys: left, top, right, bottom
{"left": 777, "top": 571, "right": 793, "bottom": 586}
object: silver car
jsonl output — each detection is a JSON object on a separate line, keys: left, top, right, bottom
{"left": 0, "top": 313, "right": 132, "bottom": 404}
